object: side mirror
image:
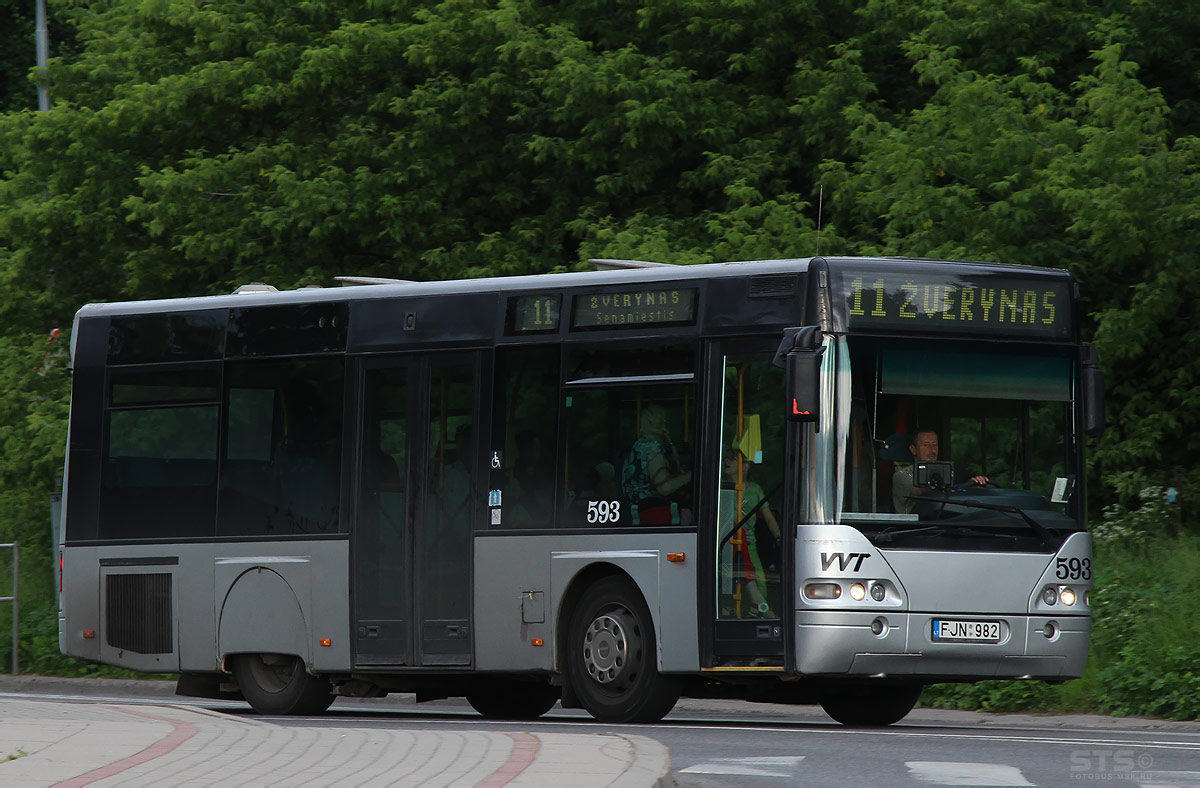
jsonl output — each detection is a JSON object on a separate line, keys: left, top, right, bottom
{"left": 1082, "top": 342, "right": 1105, "bottom": 438}
{"left": 775, "top": 326, "right": 824, "bottom": 424}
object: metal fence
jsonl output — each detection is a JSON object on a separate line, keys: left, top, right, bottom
{"left": 0, "top": 541, "right": 17, "bottom": 674}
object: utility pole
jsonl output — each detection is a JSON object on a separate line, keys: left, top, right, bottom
{"left": 35, "top": 0, "right": 51, "bottom": 111}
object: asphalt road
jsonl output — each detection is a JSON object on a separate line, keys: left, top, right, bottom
{"left": 3, "top": 676, "right": 1199, "bottom": 787}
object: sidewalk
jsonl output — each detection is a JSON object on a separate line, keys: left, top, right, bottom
{"left": 0, "top": 693, "right": 672, "bottom": 787}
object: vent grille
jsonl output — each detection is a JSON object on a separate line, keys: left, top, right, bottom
{"left": 748, "top": 274, "right": 797, "bottom": 299}
{"left": 106, "top": 573, "right": 173, "bottom": 654}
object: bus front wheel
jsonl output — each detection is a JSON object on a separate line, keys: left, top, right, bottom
{"left": 566, "top": 576, "right": 681, "bottom": 723}
{"left": 230, "top": 653, "right": 334, "bottom": 715}
{"left": 818, "top": 682, "right": 922, "bottom": 726}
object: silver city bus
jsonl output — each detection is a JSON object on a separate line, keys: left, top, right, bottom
{"left": 58, "top": 256, "right": 1104, "bottom": 724}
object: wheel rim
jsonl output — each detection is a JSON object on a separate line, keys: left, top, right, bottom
{"left": 246, "top": 654, "right": 300, "bottom": 694}
{"left": 582, "top": 606, "right": 640, "bottom": 690}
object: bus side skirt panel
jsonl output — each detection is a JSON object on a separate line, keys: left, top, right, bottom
{"left": 59, "top": 546, "right": 101, "bottom": 664}
{"left": 213, "top": 542, "right": 351, "bottom": 673}
{"left": 217, "top": 563, "right": 311, "bottom": 668}
{"left": 472, "top": 533, "right": 698, "bottom": 674}
{"left": 549, "top": 537, "right": 699, "bottom": 674}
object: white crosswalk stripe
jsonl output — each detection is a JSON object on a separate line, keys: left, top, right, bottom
{"left": 906, "top": 761, "right": 1034, "bottom": 786}
{"left": 676, "top": 756, "right": 1200, "bottom": 786}
{"left": 1137, "top": 772, "right": 1200, "bottom": 788}
{"left": 679, "top": 756, "right": 806, "bottom": 777}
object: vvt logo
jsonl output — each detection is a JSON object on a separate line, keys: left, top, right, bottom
{"left": 820, "top": 552, "right": 870, "bottom": 572}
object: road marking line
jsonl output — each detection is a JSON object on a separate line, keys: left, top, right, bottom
{"left": 907, "top": 761, "right": 1034, "bottom": 786}
{"left": 1136, "top": 771, "right": 1200, "bottom": 788}
{"left": 680, "top": 756, "right": 805, "bottom": 777}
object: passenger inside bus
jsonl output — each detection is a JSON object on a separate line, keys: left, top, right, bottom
{"left": 720, "top": 450, "right": 779, "bottom": 617}
{"left": 620, "top": 403, "right": 693, "bottom": 525}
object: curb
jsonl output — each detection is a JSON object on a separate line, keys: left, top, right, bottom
{"left": 616, "top": 734, "right": 674, "bottom": 788}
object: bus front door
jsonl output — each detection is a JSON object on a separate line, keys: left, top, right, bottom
{"left": 708, "top": 341, "right": 789, "bottom": 662}
{"left": 353, "top": 354, "right": 481, "bottom": 667}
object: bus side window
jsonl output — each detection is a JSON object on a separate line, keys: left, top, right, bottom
{"left": 565, "top": 385, "right": 693, "bottom": 528}
{"left": 491, "top": 346, "right": 560, "bottom": 529}
{"left": 101, "top": 368, "right": 220, "bottom": 539}
{"left": 218, "top": 358, "right": 344, "bottom": 536}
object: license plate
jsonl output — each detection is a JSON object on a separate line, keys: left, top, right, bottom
{"left": 932, "top": 619, "right": 1001, "bottom": 643}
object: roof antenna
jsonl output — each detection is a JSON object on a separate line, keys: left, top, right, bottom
{"left": 815, "top": 183, "right": 824, "bottom": 257}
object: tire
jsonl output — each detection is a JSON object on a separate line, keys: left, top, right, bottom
{"left": 466, "top": 680, "right": 560, "bottom": 720}
{"left": 230, "top": 653, "right": 335, "bottom": 715}
{"left": 566, "top": 575, "right": 681, "bottom": 723}
{"left": 819, "top": 682, "right": 922, "bottom": 726}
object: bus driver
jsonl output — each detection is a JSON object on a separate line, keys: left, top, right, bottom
{"left": 892, "top": 429, "right": 988, "bottom": 513}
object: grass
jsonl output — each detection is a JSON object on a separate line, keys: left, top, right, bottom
{"left": 922, "top": 532, "right": 1200, "bottom": 719}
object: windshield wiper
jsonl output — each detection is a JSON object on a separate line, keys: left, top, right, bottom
{"left": 920, "top": 496, "right": 1059, "bottom": 549}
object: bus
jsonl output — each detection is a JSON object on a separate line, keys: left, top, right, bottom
{"left": 57, "top": 256, "right": 1103, "bottom": 725}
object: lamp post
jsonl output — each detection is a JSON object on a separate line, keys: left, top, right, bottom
{"left": 35, "top": 0, "right": 50, "bottom": 111}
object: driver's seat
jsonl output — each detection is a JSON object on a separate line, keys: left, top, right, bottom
{"left": 879, "top": 434, "right": 914, "bottom": 514}
{"left": 879, "top": 434, "right": 914, "bottom": 463}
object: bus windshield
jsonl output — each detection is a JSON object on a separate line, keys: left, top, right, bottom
{"left": 840, "top": 339, "right": 1081, "bottom": 545}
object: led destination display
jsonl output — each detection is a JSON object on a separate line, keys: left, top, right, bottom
{"left": 508, "top": 294, "right": 561, "bottom": 334}
{"left": 836, "top": 269, "right": 1072, "bottom": 339}
{"left": 571, "top": 288, "right": 698, "bottom": 329}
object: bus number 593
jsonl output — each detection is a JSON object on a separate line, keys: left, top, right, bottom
{"left": 587, "top": 500, "right": 621, "bottom": 524}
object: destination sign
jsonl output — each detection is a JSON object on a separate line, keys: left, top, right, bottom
{"left": 507, "top": 294, "right": 561, "bottom": 334}
{"left": 571, "top": 288, "right": 698, "bottom": 330}
{"left": 835, "top": 269, "right": 1072, "bottom": 340}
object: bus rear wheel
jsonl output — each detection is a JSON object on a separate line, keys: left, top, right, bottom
{"left": 231, "top": 653, "right": 334, "bottom": 715}
{"left": 566, "top": 576, "right": 681, "bottom": 723}
{"left": 818, "top": 682, "right": 922, "bottom": 726}
{"left": 466, "top": 680, "right": 560, "bottom": 720}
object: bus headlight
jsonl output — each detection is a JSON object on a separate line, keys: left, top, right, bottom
{"left": 870, "top": 582, "right": 886, "bottom": 602}
{"left": 849, "top": 583, "right": 866, "bottom": 601}
{"left": 1042, "top": 586, "right": 1058, "bottom": 605}
{"left": 1060, "top": 587, "right": 1076, "bottom": 606}
{"left": 804, "top": 583, "right": 841, "bottom": 600}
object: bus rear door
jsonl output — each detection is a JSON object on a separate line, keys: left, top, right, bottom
{"left": 352, "top": 353, "right": 483, "bottom": 667}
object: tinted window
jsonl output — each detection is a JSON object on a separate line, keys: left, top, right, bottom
{"left": 226, "top": 303, "right": 348, "bottom": 357}
{"left": 563, "top": 384, "right": 695, "bottom": 528}
{"left": 421, "top": 364, "right": 475, "bottom": 631}
{"left": 110, "top": 368, "right": 218, "bottom": 406}
{"left": 108, "top": 310, "right": 226, "bottom": 364}
{"left": 218, "top": 358, "right": 344, "bottom": 536}
{"left": 100, "top": 369, "right": 220, "bottom": 539}
{"left": 567, "top": 344, "right": 694, "bottom": 381}
{"left": 489, "top": 346, "right": 559, "bottom": 528}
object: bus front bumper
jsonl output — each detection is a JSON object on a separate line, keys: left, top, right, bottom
{"left": 794, "top": 610, "right": 1089, "bottom": 680}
